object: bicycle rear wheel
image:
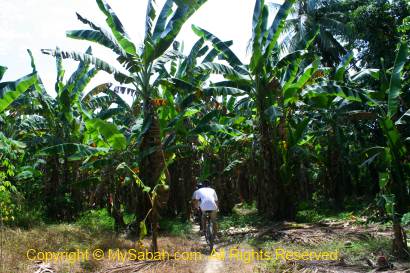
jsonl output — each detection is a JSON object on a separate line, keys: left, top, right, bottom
{"left": 207, "top": 218, "right": 214, "bottom": 251}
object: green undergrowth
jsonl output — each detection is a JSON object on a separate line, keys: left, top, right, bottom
{"left": 7, "top": 207, "right": 45, "bottom": 229}
{"left": 295, "top": 198, "right": 374, "bottom": 224}
{"left": 259, "top": 237, "right": 392, "bottom": 272}
{"left": 295, "top": 209, "right": 365, "bottom": 224}
{"left": 66, "top": 209, "right": 193, "bottom": 236}
{"left": 75, "top": 208, "right": 134, "bottom": 233}
{"left": 219, "top": 202, "right": 267, "bottom": 230}
{"left": 75, "top": 209, "right": 115, "bottom": 232}
{"left": 159, "top": 217, "right": 192, "bottom": 236}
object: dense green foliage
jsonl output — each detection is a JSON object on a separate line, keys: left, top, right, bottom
{"left": 1, "top": 0, "right": 410, "bottom": 258}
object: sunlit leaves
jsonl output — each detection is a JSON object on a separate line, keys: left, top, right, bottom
{"left": 96, "top": 0, "right": 137, "bottom": 55}
{"left": 85, "top": 118, "right": 127, "bottom": 151}
{"left": 387, "top": 42, "right": 408, "bottom": 118}
{"left": 0, "top": 72, "right": 38, "bottom": 113}
{"left": 41, "top": 49, "right": 133, "bottom": 84}
{"left": 38, "top": 143, "right": 109, "bottom": 161}
{"left": 192, "top": 25, "right": 243, "bottom": 68}
{"left": 335, "top": 51, "right": 354, "bottom": 81}
{"left": 263, "top": 0, "right": 295, "bottom": 58}
{"left": 0, "top": 66, "right": 7, "bottom": 81}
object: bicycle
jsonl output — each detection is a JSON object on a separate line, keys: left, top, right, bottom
{"left": 203, "top": 210, "right": 215, "bottom": 252}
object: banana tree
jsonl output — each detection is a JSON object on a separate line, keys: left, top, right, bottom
{"left": 190, "top": 0, "right": 329, "bottom": 219}
{"left": 362, "top": 42, "right": 410, "bottom": 258}
{"left": 42, "top": 0, "right": 208, "bottom": 247}
{"left": 11, "top": 47, "right": 126, "bottom": 220}
{"left": 296, "top": 41, "right": 409, "bottom": 257}
{"left": 31, "top": 50, "right": 138, "bottom": 225}
{"left": 300, "top": 51, "right": 379, "bottom": 208}
{"left": 157, "top": 38, "right": 239, "bottom": 217}
{"left": 42, "top": 0, "right": 208, "bottom": 185}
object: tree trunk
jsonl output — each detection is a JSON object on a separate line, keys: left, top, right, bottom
{"left": 44, "top": 157, "right": 60, "bottom": 219}
{"left": 167, "top": 160, "right": 180, "bottom": 216}
{"left": 255, "top": 81, "right": 295, "bottom": 220}
{"left": 392, "top": 219, "right": 409, "bottom": 259}
{"left": 112, "top": 175, "right": 125, "bottom": 232}
{"left": 139, "top": 100, "right": 170, "bottom": 250}
{"left": 256, "top": 116, "right": 294, "bottom": 219}
{"left": 140, "top": 101, "right": 165, "bottom": 189}
{"left": 238, "top": 163, "right": 252, "bottom": 203}
{"left": 138, "top": 101, "right": 165, "bottom": 229}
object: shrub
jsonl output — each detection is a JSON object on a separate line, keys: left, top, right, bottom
{"left": 76, "top": 209, "right": 114, "bottom": 232}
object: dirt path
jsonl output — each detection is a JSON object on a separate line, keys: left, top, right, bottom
{"left": 192, "top": 224, "right": 225, "bottom": 273}
{"left": 203, "top": 246, "right": 224, "bottom": 273}
{"left": 191, "top": 223, "right": 256, "bottom": 273}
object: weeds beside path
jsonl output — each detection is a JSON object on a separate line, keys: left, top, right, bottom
{"left": 1, "top": 212, "right": 409, "bottom": 273}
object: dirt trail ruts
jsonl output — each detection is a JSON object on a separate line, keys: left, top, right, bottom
{"left": 192, "top": 224, "right": 224, "bottom": 273}
{"left": 203, "top": 253, "right": 224, "bottom": 273}
{"left": 192, "top": 224, "right": 256, "bottom": 273}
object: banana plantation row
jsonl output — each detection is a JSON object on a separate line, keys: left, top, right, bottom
{"left": 0, "top": 0, "right": 409, "bottom": 257}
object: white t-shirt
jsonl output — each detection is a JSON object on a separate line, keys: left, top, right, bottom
{"left": 192, "top": 187, "right": 218, "bottom": 211}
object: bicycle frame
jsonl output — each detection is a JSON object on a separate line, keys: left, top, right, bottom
{"left": 204, "top": 211, "right": 214, "bottom": 251}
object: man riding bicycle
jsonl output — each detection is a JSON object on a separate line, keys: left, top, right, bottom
{"left": 192, "top": 180, "right": 218, "bottom": 237}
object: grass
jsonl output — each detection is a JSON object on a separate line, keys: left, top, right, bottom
{"left": 0, "top": 223, "right": 136, "bottom": 273}
{"left": 159, "top": 217, "right": 192, "bottom": 236}
{"left": 294, "top": 206, "right": 375, "bottom": 225}
{"left": 218, "top": 202, "right": 267, "bottom": 231}
{"left": 0, "top": 208, "right": 142, "bottom": 272}
{"left": 75, "top": 208, "right": 136, "bottom": 233}
{"left": 219, "top": 213, "right": 265, "bottom": 230}
{"left": 258, "top": 236, "right": 392, "bottom": 272}
{"left": 75, "top": 208, "right": 193, "bottom": 236}
{"left": 75, "top": 209, "right": 115, "bottom": 233}
{"left": 0, "top": 222, "right": 204, "bottom": 273}
{"left": 294, "top": 197, "right": 387, "bottom": 226}
{"left": 224, "top": 201, "right": 400, "bottom": 272}
{"left": 219, "top": 201, "right": 366, "bottom": 230}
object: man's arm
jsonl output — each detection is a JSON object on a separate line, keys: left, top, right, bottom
{"left": 192, "top": 199, "right": 200, "bottom": 209}
{"left": 192, "top": 191, "right": 199, "bottom": 209}
{"left": 213, "top": 190, "right": 218, "bottom": 210}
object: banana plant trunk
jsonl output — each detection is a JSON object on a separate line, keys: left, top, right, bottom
{"left": 237, "top": 161, "right": 253, "bottom": 202}
{"left": 392, "top": 218, "right": 409, "bottom": 259}
{"left": 140, "top": 101, "right": 165, "bottom": 188}
{"left": 45, "top": 156, "right": 60, "bottom": 219}
{"left": 112, "top": 176, "right": 125, "bottom": 232}
{"left": 139, "top": 100, "right": 167, "bottom": 252}
{"left": 255, "top": 85, "right": 294, "bottom": 219}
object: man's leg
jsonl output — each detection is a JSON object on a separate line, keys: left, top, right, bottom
{"left": 198, "top": 209, "right": 203, "bottom": 230}
{"left": 210, "top": 211, "right": 218, "bottom": 235}
{"left": 201, "top": 210, "right": 206, "bottom": 235}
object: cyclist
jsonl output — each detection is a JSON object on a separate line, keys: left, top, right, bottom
{"left": 192, "top": 180, "right": 219, "bottom": 236}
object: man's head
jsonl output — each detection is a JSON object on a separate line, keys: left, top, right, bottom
{"left": 203, "top": 180, "right": 211, "bottom": 187}
{"left": 197, "top": 179, "right": 209, "bottom": 189}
